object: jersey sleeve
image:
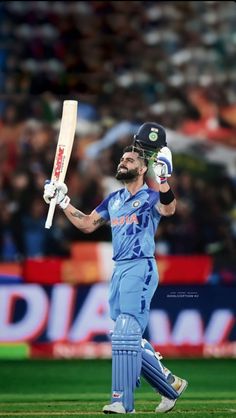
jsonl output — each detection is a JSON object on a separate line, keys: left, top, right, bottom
{"left": 95, "top": 195, "right": 111, "bottom": 221}
{"left": 147, "top": 189, "right": 159, "bottom": 207}
{"left": 147, "top": 189, "right": 161, "bottom": 218}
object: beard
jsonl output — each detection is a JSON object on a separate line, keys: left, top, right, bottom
{"left": 115, "top": 167, "right": 139, "bottom": 182}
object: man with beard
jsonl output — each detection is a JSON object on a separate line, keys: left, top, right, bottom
{"left": 43, "top": 122, "right": 188, "bottom": 414}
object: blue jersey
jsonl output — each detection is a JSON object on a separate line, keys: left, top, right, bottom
{"left": 95, "top": 184, "right": 161, "bottom": 261}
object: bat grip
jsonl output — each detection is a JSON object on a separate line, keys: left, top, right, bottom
{"left": 45, "top": 196, "right": 57, "bottom": 229}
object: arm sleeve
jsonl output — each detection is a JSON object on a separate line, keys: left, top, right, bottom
{"left": 95, "top": 195, "right": 111, "bottom": 221}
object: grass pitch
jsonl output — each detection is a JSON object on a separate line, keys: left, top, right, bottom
{"left": 0, "top": 358, "right": 235, "bottom": 417}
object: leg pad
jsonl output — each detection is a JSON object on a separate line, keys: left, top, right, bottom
{"left": 141, "top": 339, "right": 178, "bottom": 399}
{"left": 112, "top": 314, "right": 142, "bottom": 412}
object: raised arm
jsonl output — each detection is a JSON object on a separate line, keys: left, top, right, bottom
{"left": 43, "top": 181, "right": 107, "bottom": 233}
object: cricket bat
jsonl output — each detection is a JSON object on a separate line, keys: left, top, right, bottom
{"left": 45, "top": 100, "right": 78, "bottom": 229}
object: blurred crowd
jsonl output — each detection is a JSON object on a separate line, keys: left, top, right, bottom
{"left": 0, "top": 117, "right": 235, "bottom": 261}
{"left": 0, "top": 1, "right": 236, "bottom": 261}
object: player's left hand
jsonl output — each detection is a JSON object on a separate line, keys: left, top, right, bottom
{"left": 153, "top": 147, "right": 173, "bottom": 179}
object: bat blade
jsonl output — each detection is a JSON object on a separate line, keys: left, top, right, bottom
{"left": 45, "top": 100, "right": 78, "bottom": 229}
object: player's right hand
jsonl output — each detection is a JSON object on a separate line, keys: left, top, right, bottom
{"left": 43, "top": 180, "right": 70, "bottom": 209}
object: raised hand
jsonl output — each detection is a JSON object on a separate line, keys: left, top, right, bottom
{"left": 43, "top": 180, "right": 70, "bottom": 209}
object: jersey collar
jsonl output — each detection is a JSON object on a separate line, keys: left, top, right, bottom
{"left": 123, "top": 183, "right": 148, "bottom": 199}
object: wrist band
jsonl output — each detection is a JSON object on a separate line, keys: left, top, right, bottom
{"left": 59, "top": 196, "right": 70, "bottom": 210}
{"left": 159, "top": 189, "right": 175, "bottom": 205}
{"left": 160, "top": 177, "right": 167, "bottom": 184}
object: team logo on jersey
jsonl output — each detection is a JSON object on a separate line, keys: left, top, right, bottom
{"left": 132, "top": 200, "right": 141, "bottom": 208}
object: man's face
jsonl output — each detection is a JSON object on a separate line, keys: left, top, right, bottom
{"left": 116, "top": 151, "right": 145, "bottom": 181}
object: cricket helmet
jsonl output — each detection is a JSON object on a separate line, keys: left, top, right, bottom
{"left": 133, "top": 122, "right": 167, "bottom": 160}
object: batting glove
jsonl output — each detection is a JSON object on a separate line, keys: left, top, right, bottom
{"left": 43, "top": 180, "right": 70, "bottom": 209}
{"left": 153, "top": 147, "right": 173, "bottom": 183}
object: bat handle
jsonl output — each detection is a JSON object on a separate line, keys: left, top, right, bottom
{"left": 45, "top": 196, "right": 57, "bottom": 229}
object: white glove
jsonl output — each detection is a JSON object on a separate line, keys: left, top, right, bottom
{"left": 153, "top": 147, "right": 173, "bottom": 182}
{"left": 43, "top": 180, "right": 70, "bottom": 209}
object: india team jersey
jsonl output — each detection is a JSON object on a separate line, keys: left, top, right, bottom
{"left": 95, "top": 184, "right": 161, "bottom": 261}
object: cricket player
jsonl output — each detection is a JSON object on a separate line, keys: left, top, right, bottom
{"left": 43, "top": 122, "right": 188, "bottom": 414}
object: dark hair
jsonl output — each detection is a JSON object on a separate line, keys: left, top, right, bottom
{"left": 123, "top": 145, "right": 148, "bottom": 167}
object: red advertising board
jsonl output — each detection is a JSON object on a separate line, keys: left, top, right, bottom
{"left": 21, "top": 249, "right": 213, "bottom": 285}
{"left": 157, "top": 255, "right": 213, "bottom": 284}
{"left": 23, "top": 258, "right": 63, "bottom": 284}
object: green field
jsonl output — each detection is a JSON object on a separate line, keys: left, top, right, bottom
{"left": 0, "top": 359, "right": 235, "bottom": 417}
